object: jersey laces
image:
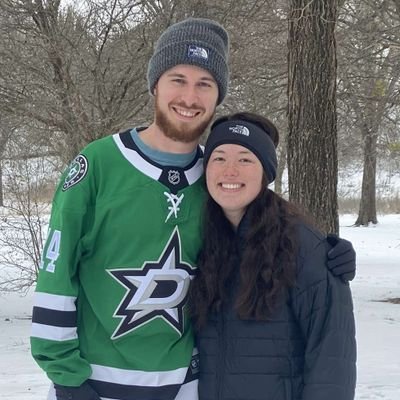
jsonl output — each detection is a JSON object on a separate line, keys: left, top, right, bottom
{"left": 164, "top": 192, "right": 185, "bottom": 222}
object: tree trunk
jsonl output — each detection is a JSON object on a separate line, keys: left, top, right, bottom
{"left": 287, "top": 0, "right": 339, "bottom": 234}
{"left": 355, "top": 128, "right": 378, "bottom": 226}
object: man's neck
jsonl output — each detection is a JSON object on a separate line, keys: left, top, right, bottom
{"left": 139, "top": 123, "right": 199, "bottom": 154}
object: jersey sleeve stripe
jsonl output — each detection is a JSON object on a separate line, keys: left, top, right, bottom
{"left": 34, "top": 292, "right": 77, "bottom": 311}
{"left": 31, "top": 322, "right": 78, "bottom": 341}
{"left": 32, "top": 307, "right": 77, "bottom": 327}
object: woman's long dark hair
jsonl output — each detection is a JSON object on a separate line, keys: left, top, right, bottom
{"left": 190, "top": 112, "right": 304, "bottom": 329}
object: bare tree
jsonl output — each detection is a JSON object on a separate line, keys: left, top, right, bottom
{"left": 0, "top": 0, "right": 152, "bottom": 164}
{"left": 0, "top": 155, "right": 51, "bottom": 293}
{"left": 287, "top": 0, "right": 339, "bottom": 234}
{"left": 337, "top": 0, "right": 400, "bottom": 225}
{"left": 0, "top": 131, "right": 11, "bottom": 207}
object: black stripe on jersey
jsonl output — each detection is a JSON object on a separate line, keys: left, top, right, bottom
{"left": 32, "top": 306, "right": 77, "bottom": 327}
{"left": 119, "top": 128, "right": 138, "bottom": 150}
{"left": 89, "top": 380, "right": 180, "bottom": 400}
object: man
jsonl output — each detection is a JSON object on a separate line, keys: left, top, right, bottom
{"left": 31, "top": 17, "right": 355, "bottom": 400}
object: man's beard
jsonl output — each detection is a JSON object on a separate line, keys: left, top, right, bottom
{"left": 155, "top": 95, "right": 215, "bottom": 144}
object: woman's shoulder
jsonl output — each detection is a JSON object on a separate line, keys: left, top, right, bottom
{"left": 294, "top": 220, "right": 327, "bottom": 256}
{"left": 292, "top": 220, "right": 331, "bottom": 289}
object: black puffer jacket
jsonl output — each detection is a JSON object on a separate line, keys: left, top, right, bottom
{"left": 197, "top": 222, "right": 356, "bottom": 400}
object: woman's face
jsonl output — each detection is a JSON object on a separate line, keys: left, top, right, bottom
{"left": 206, "top": 144, "right": 264, "bottom": 228}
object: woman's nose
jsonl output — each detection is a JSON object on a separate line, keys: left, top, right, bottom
{"left": 223, "top": 163, "right": 239, "bottom": 177}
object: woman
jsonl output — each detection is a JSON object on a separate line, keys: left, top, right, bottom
{"left": 190, "top": 112, "right": 356, "bottom": 400}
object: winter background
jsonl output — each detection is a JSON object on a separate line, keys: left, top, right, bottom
{"left": 0, "top": 170, "right": 399, "bottom": 400}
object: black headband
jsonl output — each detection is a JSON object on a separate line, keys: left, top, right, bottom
{"left": 203, "top": 120, "right": 277, "bottom": 182}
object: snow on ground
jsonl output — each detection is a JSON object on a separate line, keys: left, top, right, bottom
{"left": 0, "top": 214, "right": 399, "bottom": 400}
{"left": 339, "top": 214, "right": 400, "bottom": 400}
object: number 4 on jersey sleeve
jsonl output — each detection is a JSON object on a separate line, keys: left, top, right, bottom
{"left": 40, "top": 229, "right": 62, "bottom": 273}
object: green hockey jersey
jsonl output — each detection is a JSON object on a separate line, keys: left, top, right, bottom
{"left": 31, "top": 129, "right": 206, "bottom": 400}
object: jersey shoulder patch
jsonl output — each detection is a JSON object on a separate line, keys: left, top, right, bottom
{"left": 62, "top": 154, "right": 89, "bottom": 191}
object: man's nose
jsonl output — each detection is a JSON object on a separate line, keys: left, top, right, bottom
{"left": 179, "top": 85, "right": 200, "bottom": 107}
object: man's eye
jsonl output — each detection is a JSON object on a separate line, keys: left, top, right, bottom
{"left": 198, "top": 81, "right": 212, "bottom": 88}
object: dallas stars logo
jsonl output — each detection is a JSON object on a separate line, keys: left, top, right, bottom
{"left": 108, "top": 229, "right": 196, "bottom": 339}
{"left": 62, "top": 154, "right": 88, "bottom": 191}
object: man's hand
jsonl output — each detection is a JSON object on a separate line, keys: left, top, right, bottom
{"left": 54, "top": 381, "right": 101, "bottom": 400}
{"left": 326, "top": 233, "right": 356, "bottom": 282}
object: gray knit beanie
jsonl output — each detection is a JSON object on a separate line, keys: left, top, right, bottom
{"left": 147, "top": 17, "right": 229, "bottom": 105}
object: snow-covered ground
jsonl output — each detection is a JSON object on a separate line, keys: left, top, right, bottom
{"left": 0, "top": 214, "right": 399, "bottom": 400}
{"left": 339, "top": 214, "right": 400, "bottom": 400}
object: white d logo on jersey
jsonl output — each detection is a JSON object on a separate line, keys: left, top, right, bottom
{"left": 108, "top": 228, "right": 196, "bottom": 339}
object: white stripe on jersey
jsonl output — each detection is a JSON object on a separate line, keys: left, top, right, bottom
{"left": 174, "top": 380, "right": 198, "bottom": 400}
{"left": 113, "top": 134, "right": 162, "bottom": 180}
{"left": 31, "top": 322, "right": 78, "bottom": 341}
{"left": 184, "top": 157, "right": 203, "bottom": 185}
{"left": 90, "top": 363, "right": 187, "bottom": 387}
{"left": 34, "top": 292, "right": 77, "bottom": 311}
